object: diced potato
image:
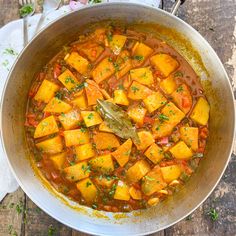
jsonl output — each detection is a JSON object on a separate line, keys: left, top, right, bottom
{"left": 64, "top": 128, "right": 90, "bottom": 147}
{"left": 76, "top": 178, "right": 97, "bottom": 203}
{"left": 123, "top": 74, "right": 132, "bottom": 89}
{"left": 81, "top": 111, "right": 103, "bottom": 127}
{"left": 190, "top": 97, "right": 210, "bottom": 125}
{"left": 152, "top": 102, "right": 185, "bottom": 139}
{"left": 65, "top": 52, "right": 89, "bottom": 75}
{"left": 34, "top": 80, "right": 59, "bottom": 103}
{"left": 114, "top": 180, "right": 130, "bottom": 201}
{"left": 147, "top": 197, "right": 159, "bottom": 206}
{"left": 36, "top": 136, "right": 63, "bottom": 154}
{"left": 150, "top": 53, "right": 179, "bottom": 77}
{"left": 99, "top": 122, "right": 113, "bottom": 133}
{"left": 144, "top": 143, "right": 164, "bottom": 164}
{"left": 141, "top": 166, "right": 167, "bottom": 196}
{"left": 169, "top": 141, "right": 193, "bottom": 160}
{"left": 72, "top": 92, "right": 88, "bottom": 109}
{"left": 58, "top": 110, "right": 82, "bottom": 130}
{"left": 160, "top": 75, "right": 177, "bottom": 94}
{"left": 130, "top": 67, "right": 154, "bottom": 86}
{"left": 50, "top": 152, "right": 66, "bottom": 170}
{"left": 93, "top": 132, "right": 120, "bottom": 150}
{"left": 116, "top": 50, "right": 132, "bottom": 79}
{"left": 109, "top": 35, "right": 127, "bottom": 55}
{"left": 75, "top": 143, "right": 95, "bottom": 161}
{"left": 34, "top": 115, "right": 59, "bottom": 138}
{"left": 79, "top": 42, "right": 104, "bottom": 62}
{"left": 180, "top": 127, "right": 198, "bottom": 151}
{"left": 143, "top": 91, "right": 167, "bottom": 113}
{"left": 94, "top": 176, "right": 114, "bottom": 188}
{"left": 128, "top": 81, "right": 153, "bottom": 100}
{"left": 112, "top": 139, "right": 132, "bottom": 167}
{"left": 160, "top": 165, "right": 181, "bottom": 183}
{"left": 113, "top": 90, "right": 129, "bottom": 106}
{"left": 92, "top": 57, "right": 115, "bottom": 84}
{"left": 127, "top": 105, "right": 147, "bottom": 125}
{"left": 89, "top": 154, "right": 114, "bottom": 174}
{"left": 126, "top": 160, "right": 151, "bottom": 183}
{"left": 58, "top": 69, "right": 79, "bottom": 91}
{"left": 132, "top": 42, "right": 153, "bottom": 67}
{"left": 171, "top": 84, "right": 193, "bottom": 114}
{"left": 44, "top": 97, "right": 72, "bottom": 113}
{"left": 129, "top": 186, "right": 142, "bottom": 200}
{"left": 64, "top": 161, "right": 90, "bottom": 181}
{"left": 85, "top": 80, "right": 104, "bottom": 106}
{"left": 134, "top": 131, "right": 155, "bottom": 151}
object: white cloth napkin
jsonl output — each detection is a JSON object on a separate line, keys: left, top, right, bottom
{"left": 0, "top": 0, "right": 160, "bottom": 202}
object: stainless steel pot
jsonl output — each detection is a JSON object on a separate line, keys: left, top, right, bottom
{"left": 1, "top": 2, "right": 235, "bottom": 235}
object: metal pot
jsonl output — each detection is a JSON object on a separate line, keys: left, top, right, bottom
{"left": 1, "top": 2, "right": 235, "bottom": 235}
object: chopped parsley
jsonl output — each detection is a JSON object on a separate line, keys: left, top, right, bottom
{"left": 19, "top": 4, "right": 34, "bottom": 17}
{"left": 133, "top": 55, "right": 144, "bottom": 61}
{"left": 65, "top": 76, "right": 75, "bottom": 84}
{"left": 86, "top": 181, "right": 92, "bottom": 187}
{"left": 3, "top": 48, "right": 18, "bottom": 56}
{"left": 55, "top": 91, "right": 64, "bottom": 100}
{"left": 2, "top": 59, "right": 9, "bottom": 67}
{"left": 207, "top": 208, "right": 219, "bottom": 221}
{"left": 158, "top": 114, "right": 169, "bottom": 122}
{"left": 109, "top": 184, "right": 117, "bottom": 197}
{"left": 87, "top": 113, "right": 94, "bottom": 120}
{"left": 174, "top": 71, "right": 184, "bottom": 78}
{"left": 131, "top": 86, "right": 139, "bottom": 93}
{"left": 107, "top": 32, "right": 113, "bottom": 42}
{"left": 71, "top": 82, "right": 88, "bottom": 92}
{"left": 92, "top": 203, "right": 98, "bottom": 209}
{"left": 144, "top": 176, "right": 155, "bottom": 181}
{"left": 48, "top": 225, "right": 56, "bottom": 236}
{"left": 176, "top": 86, "right": 184, "bottom": 92}
{"left": 89, "top": 0, "right": 102, "bottom": 4}
{"left": 80, "top": 127, "right": 87, "bottom": 133}
{"left": 82, "top": 164, "right": 91, "bottom": 174}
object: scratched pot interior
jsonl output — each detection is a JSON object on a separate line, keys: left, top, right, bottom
{"left": 1, "top": 3, "right": 235, "bottom": 235}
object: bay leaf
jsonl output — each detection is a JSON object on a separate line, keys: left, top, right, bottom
{"left": 96, "top": 99, "right": 140, "bottom": 143}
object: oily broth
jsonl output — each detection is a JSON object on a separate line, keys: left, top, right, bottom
{"left": 25, "top": 25, "right": 209, "bottom": 212}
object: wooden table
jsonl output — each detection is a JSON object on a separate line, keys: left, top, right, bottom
{"left": 0, "top": 0, "right": 235, "bottom": 235}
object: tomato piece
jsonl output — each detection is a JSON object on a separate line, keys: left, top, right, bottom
{"left": 182, "top": 96, "right": 191, "bottom": 108}
{"left": 53, "top": 63, "right": 61, "bottom": 79}
{"left": 143, "top": 116, "right": 155, "bottom": 125}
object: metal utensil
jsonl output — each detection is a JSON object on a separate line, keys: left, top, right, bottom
{"left": 34, "top": 0, "right": 62, "bottom": 34}
{"left": 19, "top": 0, "right": 36, "bottom": 46}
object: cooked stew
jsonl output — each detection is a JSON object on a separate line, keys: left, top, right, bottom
{"left": 25, "top": 25, "right": 210, "bottom": 212}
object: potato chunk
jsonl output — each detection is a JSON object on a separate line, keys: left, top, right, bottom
{"left": 129, "top": 186, "right": 142, "bottom": 200}
{"left": 99, "top": 122, "right": 113, "bottom": 133}
{"left": 115, "top": 50, "right": 132, "bottom": 79}
{"left": 34, "top": 115, "right": 59, "bottom": 138}
{"left": 89, "top": 154, "right": 114, "bottom": 174}
{"left": 94, "top": 176, "right": 114, "bottom": 188}
{"left": 92, "top": 57, "right": 115, "bottom": 84}
{"left": 134, "top": 131, "right": 155, "bottom": 151}
{"left": 160, "top": 165, "right": 181, "bottom": 183}
{"left": 72, "top": 92, "right": 88, "bottom": 110}
{"left": 113, "top": 90, "right": 129, "bottom": 106}
{"left": 150, "top": 53, "right": 179, "bottom": 77}
{"left": 75, "top": 143, "right": 96, "bottom": 161}
{"left": 36, "top": 136, "right": 63, "bottom": 154}
{"left": 180, "top": 127, "right": 198, "bottom": 151}
{"left": 58, "top": 69, "right": 79, "bottom": 91}
{"left": 152, "top": 102, "right": 185, "bottom": 139}
{"left": 76, "top": 178, "right": 97, "bottom": 203}
{"left": 143, "top": 91, "right": 167, "bottom": 113}
{"left": 34, "top": 80, "right": 59, "bottom": 103}
{"left": 109, "top": 35, "right": 127, "bottom": 55}
{"left": 126, "top": 160, "right": 151, "bottom": 183}
{"left": 114, "top": 180, "right": 130, "bottom": 201}
{"left": 141, "top": 166, "right": 167, "bottom": 196}
{"left": 128, "top": 81, "right": 153, "bottom": 100}
{"left": 190, "top": 97, "right": 210, "bottom": 125}
{"left": 171, "top": 84, "right": 193, "bottom": 114}
{"left": 64, "top": 128, "right": 90, "bottom": 147}
{"left": 50, "top": 152, "right": 66, "bottom": 170}
{"left": 65, "top": 52, "right": 89, "bottom": 75}
{"left": 160, "top": 74, "right": 177, "bottom": 94}
{"left": 58, "top": 110, "right": 82, "bottom": 130}
{"left": 79, "top": 42, "right": 104, "bottom": 62}
{"left": 64, "top": 161, "right": 90, "bottom": 181}
{"left": 112, "top": 139, "right": 132, "bottom": 167}
{"left": 169, "top": 141, "right": 193, "bottom": 160}
{"left": 130, "top": 67, "right": 154, "bottom": 86}
{"left": 144, "top": 143, "right": 164, "bottom": 164}
{"left": 132, "top": 42, "right": 153, "bottom": 67}
{"left": 85, "top": 80, "right": 104, "bottom": 106}
{"left": 44, "top": 97, "right": 72, "bottom": 113}
{"left": 93, "top": 132, "right": 120, "bottom": 150}
{"left": 127, "top": 105, "right": 147, "bottom": 125}
{"left": 81, "top": 111, "right": 103, "bottom": 127}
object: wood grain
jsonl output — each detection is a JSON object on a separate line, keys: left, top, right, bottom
{"left": 0, "top": 0, "right": 236, "bottom": 235}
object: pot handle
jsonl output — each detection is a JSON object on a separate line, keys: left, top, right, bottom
{"left": 170, "top": 0, "right": 185, "bottom": 15}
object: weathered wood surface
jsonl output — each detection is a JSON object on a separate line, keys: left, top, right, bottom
{"left": 0, "top": 0, "right": 236, "bottom": 235}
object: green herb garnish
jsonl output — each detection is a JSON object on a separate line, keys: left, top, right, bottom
{"left": 3, "top": 48, "right": 18, "bottom": 56}
{"left": 207, "top": 208, "right": 219, "bottom": 221}
{"left": 48, "top": 225, "right": 56, "bottom": 236}
{"left": 158, "top": 114, "right": 169, "bottom": 122}
{"left": 133, "top": 55, "right": 144, "bottom": 61}
{"left": 19, "top": 4, "right": 34, "bottom": 17}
